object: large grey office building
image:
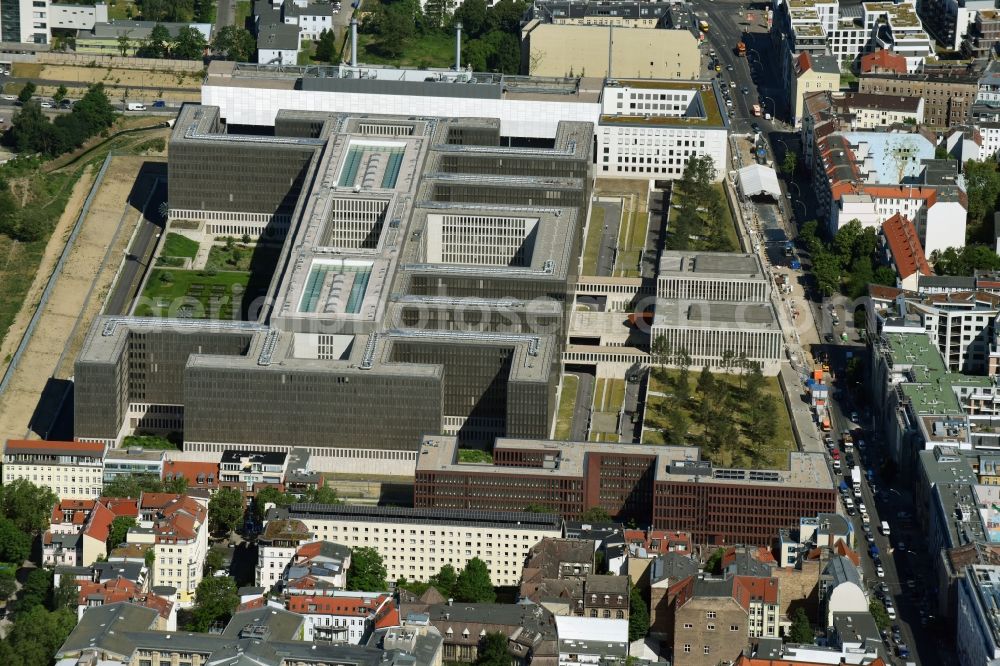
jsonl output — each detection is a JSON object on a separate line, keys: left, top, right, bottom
{"left": 74, "top": 107, "right": 591, "bottom": 472}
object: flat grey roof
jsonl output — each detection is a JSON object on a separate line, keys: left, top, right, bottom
{"left": 278, "top": 502, "right": 565, "bottom": 530}
{"left": 658, "top": 251, "right": 765, "bottom": 278}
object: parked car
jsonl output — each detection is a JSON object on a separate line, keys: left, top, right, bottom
{"left": 40, "top": 101, "right": 53, "bottom": 108}
{"left": 152, "top": 100, "right": 167, "bottom": 108}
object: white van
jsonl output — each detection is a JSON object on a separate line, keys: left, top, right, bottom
{"left": 880, "top": 520, "right": 891, "bottom": 536}
{"left": 127, "top": 102, "right": 146, "bottom": 111}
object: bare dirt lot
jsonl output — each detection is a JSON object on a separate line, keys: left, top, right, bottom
{"left": 0, "top": 154, "right": 163, "bottom": 442}
{"left": 38, "top": 65, "right": 203, "bottom": 90}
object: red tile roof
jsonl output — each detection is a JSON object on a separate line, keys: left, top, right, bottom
{"left": 83, "top": 499, "right": 139, "bottom": 542}
{"left": 860, "top": 49, "right": 907, "bottom": 75}
{"left": 732, "top": 576, "right": 779, "bottom": 610}
{"left": 882, "top": 213, "right": 932, "bottom": 280}
{"left": 834, "top": 539, "right": 862, "bottom": 567}
{"left": 736, "top": 657, "right": 887, "bottom": 666}
{"left": 795, "top": 51, "right": 812, "bottom": 75}
{"left": 286, "top": 594, "right": 394, "bottom": 618}
{"left": 76, "top": 577, "right": 172, "bottom": 619}
{"left": 51, "top": 499, "right": 96, "bottom": 525}
{"left": 5, "top": 440, "right": 105, "bottom": 455}
{"left": 163, "top": 461, "right": 219, "bottom": 489}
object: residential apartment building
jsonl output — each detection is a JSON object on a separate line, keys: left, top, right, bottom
{"left": 920, "top": 0, "right": 993, "bottom": 51}
{"left": 859, "top": 67, "right": 979, "bottom": 128}
{"left": 861, "top": 49, "right": 908, "bottom": 75}
{"left": 102, "top": 448, "right": 166, "bottom": 483}
{"left": 269, "top": 503, "right": 563, "bottom": 586}
{"left": 287, "top": 592, "right": 397, "bottom": 643}
{"left": 668, "top": 574, "right": 780, "bottom": 666}
{"left": 811, "top": 130, "right": 967, "bottom": 253}
{"left": 55, "top": 603, "right": 443, "bottom": 666}
{"left": 864, "top": 0, "right": 935, "bottom": 70}
{"left": 143, "top": 494, "right": 209, "bottom": 606}
{"left": 256, "top": 518, "right": 315, "bottom": 588}
{"left": 0, "top": 0, "right": 108, "bottom": 44}
{"left": 790, "top": 52, "right": 840, "bottom": 126}
{"left": 2, "top": 440, "right": 105, "bottom": 500}
{"left": 881, "top": 212, "right": 932, "bottom": 292}
{"left": 956, "top": 564, "right": 1000, "bottom": 665}
{"left": 414, "top": 437, "right": 837, "bottom": 546}
{"left": 282, "top": 540, "right": 352, "bottom": 593}
{"left": 162, "top": 460, "right": 219, "bottom": 493}
{"left": 220, "top": 450, "right": 288, "bottom": 496}
{"left": 963, "top": 9, "right": 1000, "bottom": 59}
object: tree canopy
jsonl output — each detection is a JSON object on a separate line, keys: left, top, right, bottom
{"left": 454, "top": 557, "right": 495, "bottom": 603}
{"left": 103, "top": 472, "right": 187, "bottom": 498}
{"left": 0, "top": 518, "right": 31, "bottom": 565}
{"left": 0, "top": 478, "right": 58, "bottom": 534}
{"left": 188, "top": 576, "right": 239, "bottom": 632}
{"left": 212, "top": 25, "right": 255, "bottom": 62}
{"left": 789, "top": 607, "right": 813, "bottom": 643}
{"left": 800, "top": 218, "right": 896, "bottom": 297}
{"left": 107, "top": 516, "right": 138, "bottom": 554}
{"left": 347, "top": 547, "right": 388, "bottom": 592}
{"left": 6, "top": 83, "right": 116, "bottom": 159}
{"left": 208, "top": 487, "right": 244, "bottom": 535}
{"left": 665, "top": 155, "right": 734, "bottom": 252}
{"left": 578, "top": 506, "right": 611, "bottom": 523}
{"left": 932, "top": 244, "right": 1000, "bottom": 276}
{"left": 475, "top": 631, "right": 510, "bottom": 666}
{"left": 628, "top": 579, "right": 648, "bottom": 641}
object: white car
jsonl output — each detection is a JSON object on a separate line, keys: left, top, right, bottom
{"left": 859, "top": 502, "right": 867, "bottom": 515}
{"left": 876, "top": 565, "right": 885, "bottom": 578}
{"left": 40, "top": 101, "right": 53, "bottom": 108}
{"left": 1, "top": 94, "right": 14, "bottom": 100}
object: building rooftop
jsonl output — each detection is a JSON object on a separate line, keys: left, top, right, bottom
{"left": 418, "top": 436, "right": 833, "bottom": 488}
{"left": 5, "top": 440, "right": 105, "bottom": 457}
{"left": 278, "top": 502, "right": 565, "bottom": 531}
{"left": 882, "top": 212, "right": 931, "bottom": 280}
{"left": 653, "top": 300, "right": 780, "bottom": 330}
{"left": 657, "top": 251, "right": 765, "bottom": 279}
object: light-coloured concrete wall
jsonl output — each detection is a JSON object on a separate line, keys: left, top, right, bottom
{"left": 37, "top": 52, "right": 205, "bottom": 71}
{"left": 523, "top": 23, "right": 700, "bottom": 80}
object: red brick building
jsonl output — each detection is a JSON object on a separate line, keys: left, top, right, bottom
{"left": 415, "top": 438, "right": 837, "bottom": 546}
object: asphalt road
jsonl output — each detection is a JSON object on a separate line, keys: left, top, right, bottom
{"left": 105, "top": 179, "right": 167, "bottom": 316}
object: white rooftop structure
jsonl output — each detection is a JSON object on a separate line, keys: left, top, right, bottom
{"left": 737, "top": 164, "right": 782, "bottom": 200}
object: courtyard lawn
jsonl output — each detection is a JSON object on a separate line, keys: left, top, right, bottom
{"left": 554, "top": 374, "right": 579, "bottom": 440}
{"left": 134, "top": 269, "right": 250, "bottom": 320}
{"left": 643, "top": 368, "right": 796, "bottom": 469}
{"left": 160, "top": 232, "right": 199, "bottom": 259}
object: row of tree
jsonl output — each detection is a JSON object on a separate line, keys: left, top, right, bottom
{"left": 647, "top": 343, "right": 778, "bottom": 459}
{"left": 665, "top": 155, "right": 735, "bottom": 252}
{"left": 207, "top": 484, "right": 342, "bottom": 535}
{"left": 118, "top": 24, "right": 255, "bottom": 62}
{"left": 136, "top": 0, "right": 214, "bottom": 23}
{"left": 800, "top": 219, "right": 896, "bottom": 298}
{"left": 360, "top": 0, "right": 524, "bottom": 73}
{"left": 394, "top": 556, "right": 496, "bottom": 602}
{"left": 4, "top": 83, "right": 116, "bottom": 158}
{"left": 0, "top": 566, "right": 80, "bottom": 665}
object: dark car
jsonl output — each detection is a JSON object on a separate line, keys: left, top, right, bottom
{"left": 59, "top": 98, "right": 72, "bottom": 108}
{"left": 751, "top": 123, "right": 761, "bottom": 133}
{"left": 741, "top": 86, "right": 749, "bottom": 95}
{"left": 896, "top": 644, "right": 910, "bottom": 658}
{"left": 152, "top": 100, "right": 167, "bottom": 108}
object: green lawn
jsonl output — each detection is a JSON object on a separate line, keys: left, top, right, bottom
{"left": 582, "top": 205, "right": 606, "bottom": 276}
{"left": 358, "top": 32, "right": 454, "bottom": 69}
{"left": 134, "top": 269, "right": 250, "bottom": 320}
{"left": 122, "top": 434, "right": 180, "bottom": 450}
{"left": 106, "top": 0, "right": 133, "bottom": 20}
{"left": 161, "top": 232, "right": 199, "bottom": 259}
{"left": 594, "top": 378, "right": 625, "bottom": 413}
{"left": 554, "top": 374, "right": 579, "bottom": 440}
{"left": 643, "top": 369, "right": 796, "bottom": 469}
{"left": 235, "top": 0, "right": 252, "bottom": 28}
{"left": 297, "top": 40, "right": 314, "bottom": 65}
{"left": 712, "top": 183, "right": 740, "bottom": 250}
{"left": 457, "top": 449, "right": 492, "bottom": 463}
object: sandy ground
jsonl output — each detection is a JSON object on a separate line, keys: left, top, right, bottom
{"left": 39, "top": 65, "right": 203, "bottom": 90}
{"left": 0, "top": 155, "right": 160, "bottom": 442}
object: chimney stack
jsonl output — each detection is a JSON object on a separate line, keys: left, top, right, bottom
{"left": 351, "top": 18, "right": 358, "bottom": 67}
{"left": 455, "top": 22, "right": 463, "bottom": 71}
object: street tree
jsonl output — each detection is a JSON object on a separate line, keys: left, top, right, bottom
{"left": 429, "top": 564, "right": 457, "bottom": 597}
{"left": 52, "top": 85, "right": 67, "bottom": 103}
{"left": 117, "top": 32, "right": 132, "bottom": 57}
{"left": 347, "top": 547, "right": 388, "bottom": 591}
{"left": 16, "top": 81, "right": 36, "bottom": 104}
{"left": 696, "top": 365, "right": 714, "bottom": 396}
{"left": 454, "top": 557, "right": 495, "bottom": 603}
{"left": 314, "top": 29, "right": 337, "bottom": 62}
{"left": 208, "top": 487, "right": 244, "bottom": 535}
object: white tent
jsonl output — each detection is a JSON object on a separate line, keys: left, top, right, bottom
{"left": 736, "top": 164, "right": 782, "bottom": 200}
